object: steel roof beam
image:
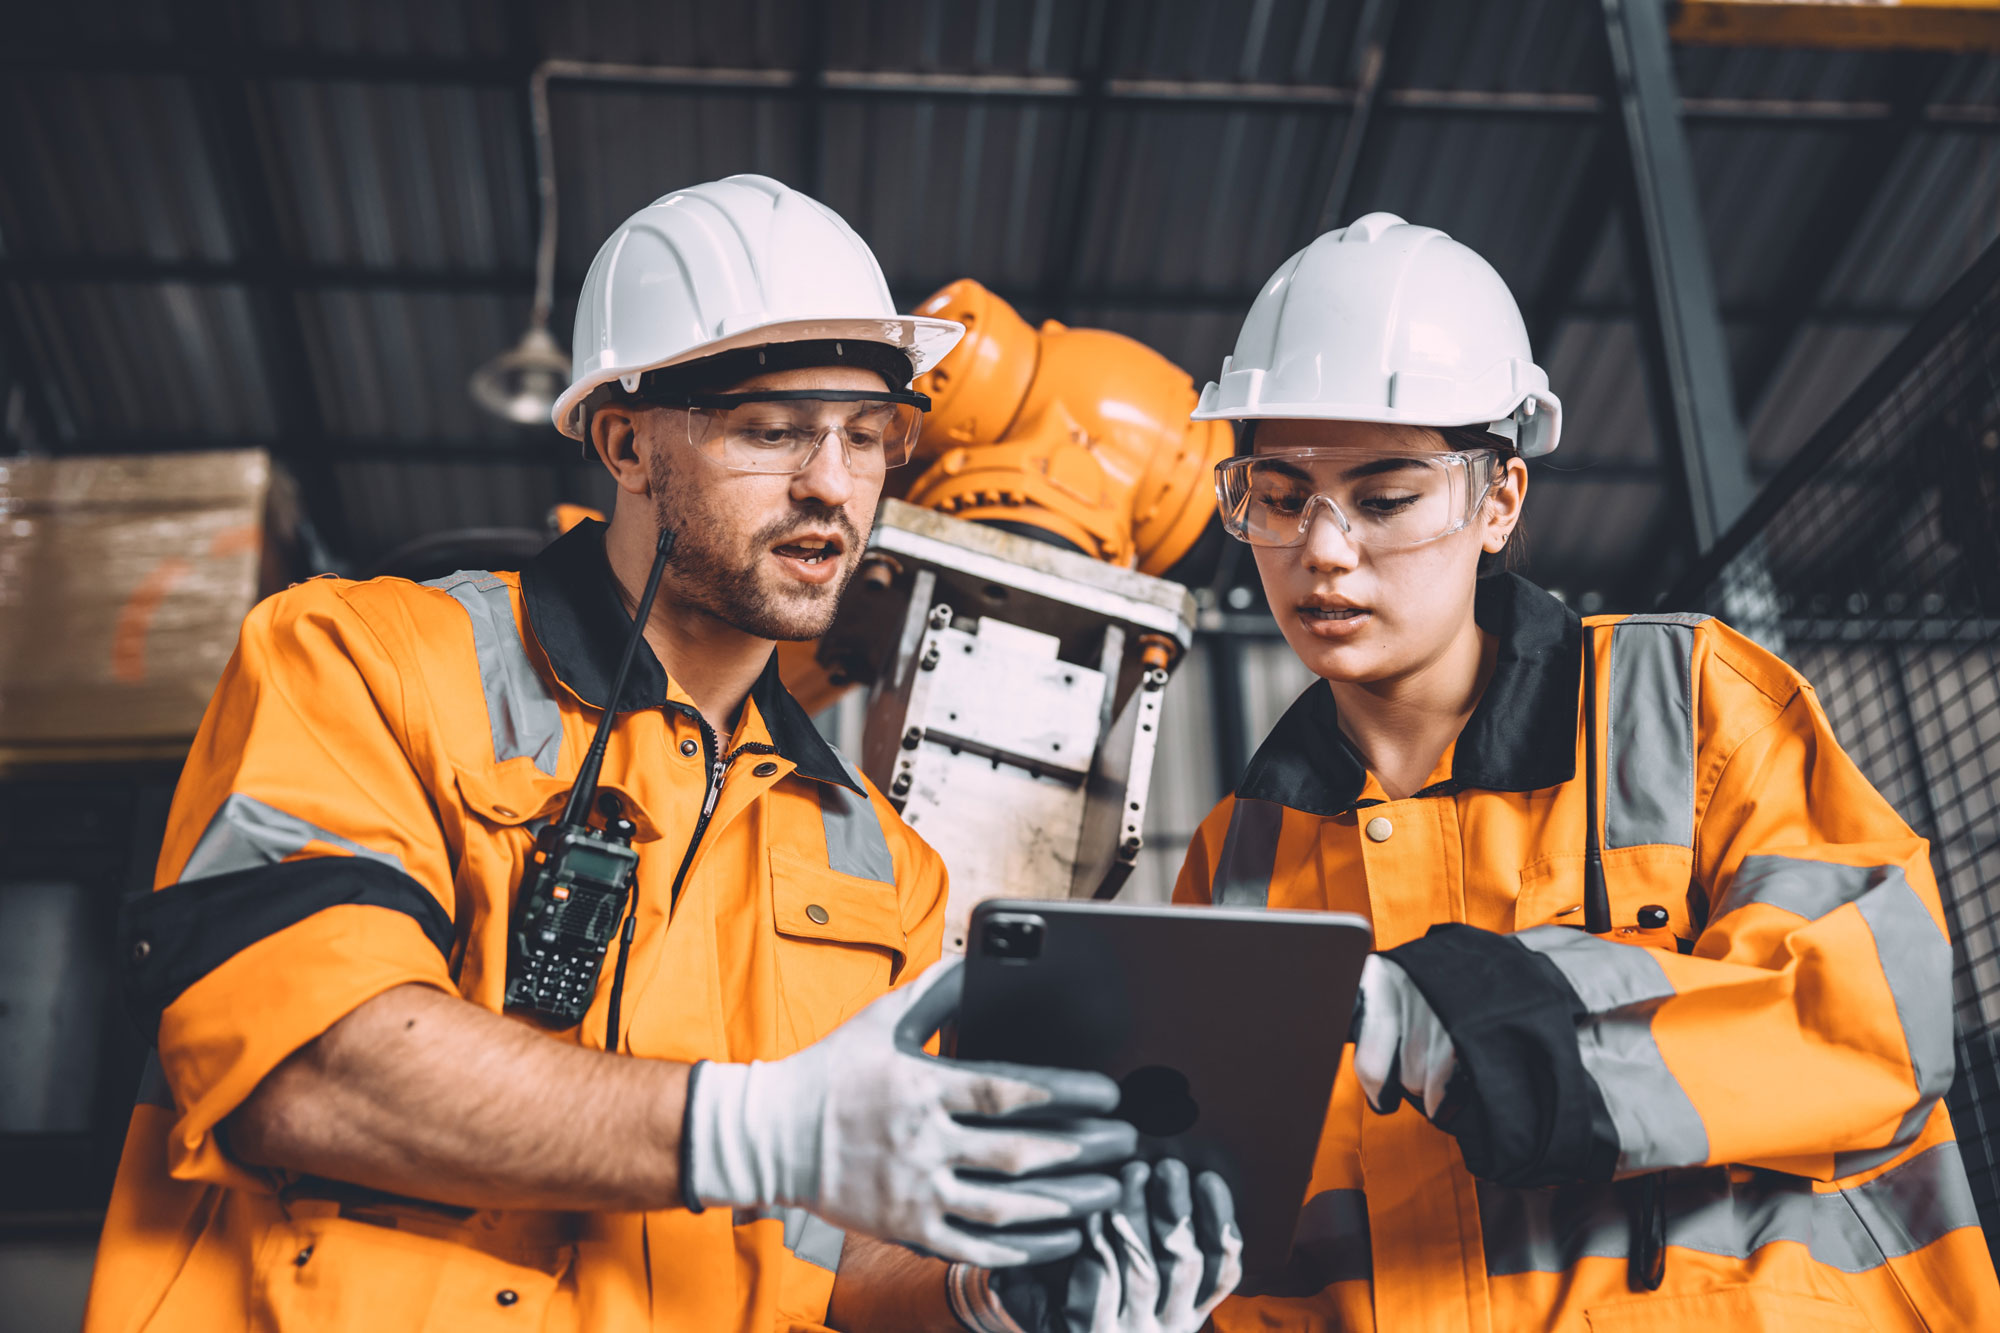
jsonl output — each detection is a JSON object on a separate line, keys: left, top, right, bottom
{"left": 1525, "top": 133, "right": 1622, "bottom": 357}
{"left": 1737, "top": 52, "right": 1951, "bottom": 420}
{"left": 9, "top": 44, "right": 1998, "bottom": 125}
{"left": 1671, "top": 0, "right": 2000, "bottom": 53}
{"left": 797, "top": 5, "right": 830, "bottom": 199}
{"left": 166, "top": 0, "right": 350, "bottom": 567}
{"left": 1602, "top": 0, "right": 1756, "bottom": 561}
{"left": 0, "top": 255, "right": 1939, "bottom": 328}
{"left": 1309, "top": 0, "right": 1403, "bottom": 235}
{"left": 34, "top": 428, "right": 1743, "bottom": 481}
{"left": 1038, "top": 0, "right": 1122, "bottom": 321}
{"left": 0, "top": 285, "right": 69, "bottom": 451}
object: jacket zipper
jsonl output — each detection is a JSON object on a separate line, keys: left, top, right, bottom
{"left": 602, "top": 718, "right": 724, "bottom": 1051}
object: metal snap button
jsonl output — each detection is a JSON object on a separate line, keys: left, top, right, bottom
{"left": 1364, "top": 816, "right": 1394, "bottom": 843}
{"left": 753, "top": 761, "right": 779, "bottom": 777}
{"left": 680, "top": 738, "right": 699, "bottom": 757}
{"left": 1637, "top": 904, "right": 1670, "bottom": 930}
{"left": 806, "top": 904, "right": 830, "bottom": 925}
{"left": 294, "top": 1245, "right": 313, "bottom": 1266}
{"left": 130, "top": 939, "right": 151, "bottom": 963}
{"left": 496, "top": 1289, "right": 519, "bottom": 1307}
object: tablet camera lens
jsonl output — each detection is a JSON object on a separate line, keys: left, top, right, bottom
{"left": 981, "top": 915, "right": 1044, "bottom": 962}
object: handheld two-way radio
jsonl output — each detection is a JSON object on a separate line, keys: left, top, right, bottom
{"left": 504, "top": 528, "right": 674, "bottom": 1026}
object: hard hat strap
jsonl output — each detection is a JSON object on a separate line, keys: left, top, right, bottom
{"left": 634, "top": 339, "right": 916, "bottom": 398}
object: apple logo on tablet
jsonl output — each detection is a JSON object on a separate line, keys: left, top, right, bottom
{"left": 1116, "top": 1065, "right": 1200, "bottom": 1138}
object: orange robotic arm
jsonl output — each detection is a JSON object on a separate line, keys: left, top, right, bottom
{"left": 899, "top": 279, "right": 1231, "bottom": 580}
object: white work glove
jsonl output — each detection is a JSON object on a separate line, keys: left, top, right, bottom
{"left": 1351, "top": 953, "right": 1460, "bottom": 1118}
{"left": 947, "top": 1158, "right": 1243, "bottom": 1333}
{"left": 682, "top": 957, "right": 1137, "bottom": 1267}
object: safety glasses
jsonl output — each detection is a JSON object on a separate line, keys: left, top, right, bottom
{"left": 1214, "top": 448, "right": 1501, "bottom": 550}
{"left": 636, "top": 389, "right": 931, "bottom": 475}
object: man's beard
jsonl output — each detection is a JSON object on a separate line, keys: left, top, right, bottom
{"left": 649, "top": 450, "right": 866, "bottom": 641}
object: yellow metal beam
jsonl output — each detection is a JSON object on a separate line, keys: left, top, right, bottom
{"left": 1672, "top": 0, "right": 2000, "bottom": 52}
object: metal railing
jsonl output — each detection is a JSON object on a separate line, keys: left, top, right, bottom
{"left": 1670, "top": 233, "right": 2000, "bottom": 1253}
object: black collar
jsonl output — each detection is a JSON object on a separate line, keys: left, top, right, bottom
{"left": 519, "top": 520, "right": 861, "bottom": 794}
{"left": 1234, "top": 573, "right": 1582, "bottom": 816}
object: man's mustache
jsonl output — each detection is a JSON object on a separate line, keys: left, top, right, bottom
{"left": 752, "top": 507, "right": 864, "bottom": 553}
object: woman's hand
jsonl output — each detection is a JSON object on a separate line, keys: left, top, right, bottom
{"left": 1352, "top": 953, "right": 1461, "bottom": 1118}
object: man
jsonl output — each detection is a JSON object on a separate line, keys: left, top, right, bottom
{"left": 86, "top": 175, "right": 1235, "bottom": 1333}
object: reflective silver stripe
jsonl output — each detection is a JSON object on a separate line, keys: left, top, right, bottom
{"left": 1848, "top": 869, "right": 1955, "bottom": 1169}
{"left": 1480, "top": 1141, "right": 1981, "bottom": 1277}
{"left": 1714, "top": 857, "right": 1954, "bottom": 1172}
{"left": 180, "top": 793, "right": 408, "bottom": 882}
{"left": 134, "top": 1050, "right": 173, "bottom": 1109}
{"left": 1515, "top": 923, "right": 1675, "bottom": 1012}
{"left": 424, "top": 570, "right": 564, "bottom": 776}
{"left": 822, "top": 751, "right": 896, "bottom": 884}
{"left": 732, "top": 1206, "right": 845, "bottom": 1272}
{"left": 1516, "top": 926, "right": 1709, "bottom": 1172}
{"left": 1240, "top": 1188, "right": 1372, "bottom": 1297}
{"left": 1604, "top": 618, "right": 1699, "bottom": 849}
{"left": 1713, "top": 854, "right": 1883, "bottom": 924}
{"left": 1213, "top": 798, "right": 1282, "bottom": 907}
{"left": 1619, "top": 612, "right": 1713, "bottom": 627}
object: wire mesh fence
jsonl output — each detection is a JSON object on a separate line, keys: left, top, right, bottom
{"left": 1672, "top": 236, "right": 2000, "bottom": 1254}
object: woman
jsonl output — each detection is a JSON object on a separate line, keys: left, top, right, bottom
{"left": 1174, "top": 213, "right": 1997, "bottom": 1330}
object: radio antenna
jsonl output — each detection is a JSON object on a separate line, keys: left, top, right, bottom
{"left": 559, "top": 527, "right": 675, "bottom": 830}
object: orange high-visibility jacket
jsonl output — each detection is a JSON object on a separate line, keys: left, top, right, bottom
{"left": 86, "top": 520, "right": 947, "bottom": 1333}
{"left": 1176, "top": 574, "right": 1998, "bottom": 1332}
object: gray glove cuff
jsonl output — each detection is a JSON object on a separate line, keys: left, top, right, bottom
{"left": 682, "top": 1059, "right": 804, "bottom": 1212}
{"left": 680, "top": 1060, "right": 709, "bottom": 1214}
{"left": 945, "top": 1263, "right": 1029, "bottom": 1333}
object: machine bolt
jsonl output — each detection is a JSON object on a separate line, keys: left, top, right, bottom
{"left": 1142, "top": 667, "right": 1169, "bottom": 691}
{"left": 919, "top": 644, "right": 941, "bottom": 671}
{"left": 901, "top": 727, "right": 923, "bottom": 750}
{"left": 928, "top": 603, "right": 954, "bottom": 630}
{"left": 1120, "top": 835, "right": 1143, "bottom": 857}
{"left": 890, "top": 772, "right": 913, "bottom": 797}
{"left": 1137, "top": 634, "right": 1178, "bottom": 673}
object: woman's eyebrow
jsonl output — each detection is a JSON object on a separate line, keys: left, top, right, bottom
{"left": 1342, "top": 456, "right": 1430, "bottom": 480}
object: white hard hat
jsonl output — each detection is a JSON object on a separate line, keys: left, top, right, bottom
{"left": 553, "top": 174, "right": 965, "bottom": 440}
{"left": 1193, "top": 212, "right": 1561, "bottom": 457}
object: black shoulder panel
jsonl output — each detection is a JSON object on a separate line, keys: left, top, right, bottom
{"left": 120, "top": 857, "right": 455, "bottom": 1038}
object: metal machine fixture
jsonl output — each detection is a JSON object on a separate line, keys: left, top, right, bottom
{"left": 761, "top": 279, "right": 1227, "bottom": 952}
{"left": 815, "top": 500, "right": 1195, "bottom": 954}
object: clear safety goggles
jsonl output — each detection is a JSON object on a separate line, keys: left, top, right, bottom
{"left": 1214, "top": 448, "right": 1501, "bottom": 550}
{"left": 639, "top": 389, "right": 930, "bottom": 475}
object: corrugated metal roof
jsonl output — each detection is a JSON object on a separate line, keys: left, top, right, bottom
{"left": 1, "top": 0, "right": 1995, "bottom": 597}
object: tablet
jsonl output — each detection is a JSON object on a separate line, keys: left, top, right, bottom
{"left": 953, "top": 898, "right": 1371, "bottom": 1276}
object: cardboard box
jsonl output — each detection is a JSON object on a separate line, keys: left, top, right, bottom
{"left": 0, "top": 451, "right": 268, "bottom": 744}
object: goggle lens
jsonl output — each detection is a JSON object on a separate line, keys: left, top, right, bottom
{"left": 687, "top": 397, "right": 923, "bottom": 475}
{"left": 1215, "top": 449, "right": 1499, "bottom": 550}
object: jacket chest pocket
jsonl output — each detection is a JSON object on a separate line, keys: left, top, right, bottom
{"left": 1514, "top": 845, "right": 1701, "bottom": 950}
{"left": 768, "top": 844, "right": 907, "bottom": 1051}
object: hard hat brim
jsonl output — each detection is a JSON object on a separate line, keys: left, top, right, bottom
{"left": 1191, "top": 390, "right": 1561, "bottom": 458}
{"left": 554, "top": 313, "right": 965, "bottom": 440}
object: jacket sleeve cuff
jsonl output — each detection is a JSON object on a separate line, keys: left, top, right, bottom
{"left": 1384, "top": 923, "right": 1620, "bottom": 1187}
{"left": 129, "top": 860, "right": 457, "bottom": 1191}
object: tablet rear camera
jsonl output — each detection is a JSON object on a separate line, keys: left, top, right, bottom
{"left": 981, "top": 914, "right": 1045, "bottom": 963}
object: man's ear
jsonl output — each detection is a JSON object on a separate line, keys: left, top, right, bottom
{"left": 591, "top": 403, "right": 651, "bottom": 497}
{"left": 1481, "top": 455, "right": 1528, "bottom": 554}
